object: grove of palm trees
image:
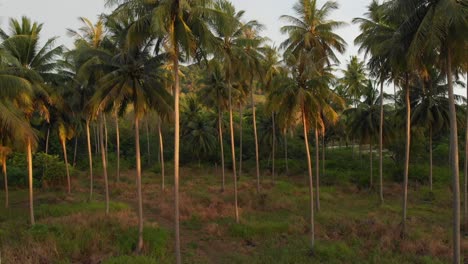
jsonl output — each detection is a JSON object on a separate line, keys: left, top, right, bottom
{"left": 0, "top": 0, "right": 467, "bottom": 263}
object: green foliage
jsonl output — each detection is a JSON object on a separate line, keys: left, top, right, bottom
{"left": 36, "top": 201, "right": 128, "bottom": 218}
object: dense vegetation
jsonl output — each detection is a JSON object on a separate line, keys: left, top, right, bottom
{"left": 0, "top": 0, "right": 466, "bottom": 263}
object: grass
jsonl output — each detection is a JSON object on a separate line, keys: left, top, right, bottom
{"left": 0, "top": 147, "right": 466, "bottom": 263}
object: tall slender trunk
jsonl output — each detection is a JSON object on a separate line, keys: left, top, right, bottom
{"left": 285, "top": 134, "right": 289, "bottom": 175}
{"left": 73, "top": 136, "right": 78, "bottom": 167}
{"left": 238, "top": 105, "right": 243, "bottom": 179}
{"left": 158, "top": 121, "right": 165, "bottom": 190}
{"left": 429, "top": 127, "right": 433, "bottom": 191}
{"left": 446, "top": 51, "right": 460, "bottom": 264}
{"left": 94, "top": 122, "right": 99, "bottom": 154}
{"left": 146, "top": 118, "right": 151, "bottom": 165}
{"left": 251, "top": 86, "right": 260, "bottom": 193}
{"left": 173, "top": 54, "right": 181, "bottom": 264}
{"left": 104, "top": 114, "right": 108, "bottom": 163}
{"left": 27, "top": 137, "right": 35, "bottom": 225}
{"left": 465, "top": 71, "right": 468, "bottom": 234}
{"left": 218, "top": 109, "right": 225, "bottom": 192}
{"left": 402, "top": 74, "right": 411, "bottom": 236}
{"left": 45, "top": 126, "right": 50, "bottom": 154}
{"left": 370, "top": 141, "right": 373, "bottom": 188}
{"left": 61, "top": 138, "right": 71, "bottom": 194}
{"left": 99, "top": 115, "right": 109, "bottom": 215}
{"left": 228, "top": 78, "right": 239, "bottom": 223}
{"left": 322, "top": 135, "right": 325, "bottom": 183}
{"left": 135, "top": 115, "right": 144, "bottom": 252}
{"left": 314, "top": 127, "right": 320, "bottom": 212}
{"left": 86, "top": 120, "right": 93, "bottom": 200}
{"left": 3, "top": 158, "right": 8, "bottom": 208}
{"left": 115, "top": 116, "right": 120, "bottom": 182}
{"left": 272, "top": 113, "right": 276, "bottom": 182}
{"left": 302, "top": 109, "right": 315, "bottom": 250}
{"left": 379, "top": 79, "right": 384, "bottom": 203}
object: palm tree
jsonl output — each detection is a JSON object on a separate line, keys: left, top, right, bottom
{"left": 210, "top": 0, "right": 262, "bottom": 223}
{"left": 390, "top": 0, "right": 466, "bottom": 260}
{"left": 353, "top": 0, "right": 396, "bottom": 203}
{"left": 198, "top": 60, "right": 229, "bottom": 191}
{"left": 0, "top": 146, "right": 11, "bottom": 208}
{"left": 1, "top": 16, "right": 62, "bottom": 225}
{"left": 340, "top": 56, "right": 367, "bottom": 108}
{"left": 411, "top": 68, "right": 450, "bottom": 191}
{"left": 89, "top": 15, "right": 172, "bottom": 252}
{"left": 280, "top": 0, "right": 346, "bottom": 215}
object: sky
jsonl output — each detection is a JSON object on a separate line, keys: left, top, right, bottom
{"left": 0, "top": 0, "right": 367, "bottom": 68}
{"left": 0, "top": 0, "right": 463, "bottom": 94}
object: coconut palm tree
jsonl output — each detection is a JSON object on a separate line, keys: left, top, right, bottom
{"left": 411, "top": 68, "right": 450, "bottom": 191}
{"left": 389, "top": 0, "right": 466, "bottom": 260}
{"left": 340, "top": 56, "right": 367, "bottom": 108}
{"left": 280, "top": 0, "right": 346, "bottom": 214}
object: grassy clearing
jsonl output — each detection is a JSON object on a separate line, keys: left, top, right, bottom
{"left": 0, "top": 148, "right": 466, "bottom": 263}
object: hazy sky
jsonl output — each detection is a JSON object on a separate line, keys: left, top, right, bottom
{"left": 0, "top": 0, "right": 368, "bottom": 69}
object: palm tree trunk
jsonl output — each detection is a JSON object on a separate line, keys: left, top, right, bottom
{"left": 45, "top": 126, "right": 50, "bottom": 154}
{"left": 115, "top": 116, "right": 120, "bottom": 182}
{"left": 302, "top": 109, "right": 315, "bottom": 250}
{"left": 94, "top": 123, "right": 99, "bottom": 154}
{"left": 465, "top": 71, "right": 468, "bottom": 234}
{"left": 446, "top": 51, "right": 460, "bottom": 263}
{"left": 73, "top": 136, "right": 78, "bottom": 167}
{"left": 86, "top": 120, "right": 93, "bottom": 200}
{"left": 146, "top": 118, "right": 151, "bottom": 165}
{"left": 238, "top": 105, "right": 243, "bottom": 179}
{"left": 99, "top": 115, "right": 109, "bottom": 215}
{"left": 218, "top": 109, "right": 225, "bottom": 192}
{"left": 402, "top": 74, "right": 411, "bottom": 236}
{"left": 272, "top": 113, "right": 276, "bottom": 182}
{"left": 61, "top": 139, "right": 71, "bottom": 194}
{"left": 251, "top": 87, "right": 260, "bottom": 193}
{"left": 314, "top": 127, "right": 320, "bottom": 212}
{"left": 158, "top": 121, "right": 165, "bottom": 190}
{"left": 173, "top": 54, "right": 182, "bottom": 264}
{"left": 3, "top": 158, "right": 8, "bottom": 208}
{"left": 322, "top": 135, "right": 325, "bottom": 182}
{"left": 370, "top": 141, "right": 373, "bottom": 188}
{"left": 429, "top": 127, "right": 433, "bottom": 191}
{"left": 379, "top": 79, "right": 384, "bottom": 203}
{"left": 27, "top": 137, "right": 35, "bottom": 225}
{"left": 135, "top": 115, "right": 144, "bottom": 253}
{"left": 228, "top": 78, "right": 239, "bottom": 223}
{"left": 104, "top": 114, "right": 108, "bottom": 163}
{"left": 285, "top": 134, "right": 289, "bottom": 175}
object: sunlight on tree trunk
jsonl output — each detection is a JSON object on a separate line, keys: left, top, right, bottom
{"left": 429, "top": 127, "right": 433, "bottom": 191}
{"left": 104, "top": 114, "right": 108, "bottom": 164}
{"left": 322, "top": 135, "right": 325, "bottom": 187}
{"left": 314, "top": 127, "right": 320, "bottom": 212}
{"left": 218, "top": 109, "right": 225, "bottom": 192}
{"left": 370, "top": 141, "right": 373, "bottom": 188}
{"left": 379, "top": 79, "right": 384, "bottom": 203}
{"left": 272, "top": 113, "right": 276, "bottom": 183}
{"left": 173, "top": 54, "right": 182, "bottom": 264}
{"left": 146, "top": 118, "right": 151, "bottom": 165}
{"left": 251, "top": 88, "right": 260, "bottom": 193}
{"left": 86, "top": 120, "right": 93, "bottom": 200}
{"left": 27, "top": 137, "right": 35, "bottom": 225}
{"left": 61, "top": 138, "right": 71, "bottom": 194}
{"left": 285, "top": 135, "right": 289, "bottom": 175}
{"left": 302, "top": 110, "right": 315, "bottom": 250}
{"left": 158, "top": 121, "right": 165, "bottom": 191}
{"left": 45, "top": 126, "right": 50, "bottom": 154}
{"left": 446, "top": 52, "right": 460, "bottom": 263}
{"left": 73, "top": 136, "right": 78, "bottom": 167}
{"left": 402, "top": 75, "right": 411, "bottom": 236}
{"left": 238, "top": 105, "right": 243, "bottom": 180}
{"left": 99, "top": 115, "right": 110, "bottom": 215}
{"left": 228, "top": 79, "right": 239, "bottom": 223}
{"left": 3, "top": 158, "right": 8, "bottom": 208}
{"left": 135, "top": 115, "right": 144, "bottom": 253}
{"left": 115, "top": 116, "right": 120, "bottom": 182}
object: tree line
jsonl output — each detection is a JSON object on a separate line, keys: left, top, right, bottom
{"left": 0, "top": 0, "right": 466, "bottom": 263}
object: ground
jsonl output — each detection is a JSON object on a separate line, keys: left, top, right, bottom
{"left": 0, "top": 162, "right": 467, "bottom": 263}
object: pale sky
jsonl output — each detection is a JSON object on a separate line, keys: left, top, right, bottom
{"left": 1, "top": 0, "right": 463, "bottom": 94}
{"left": 0, "top": 0, "right": 367, "bottom": 68}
